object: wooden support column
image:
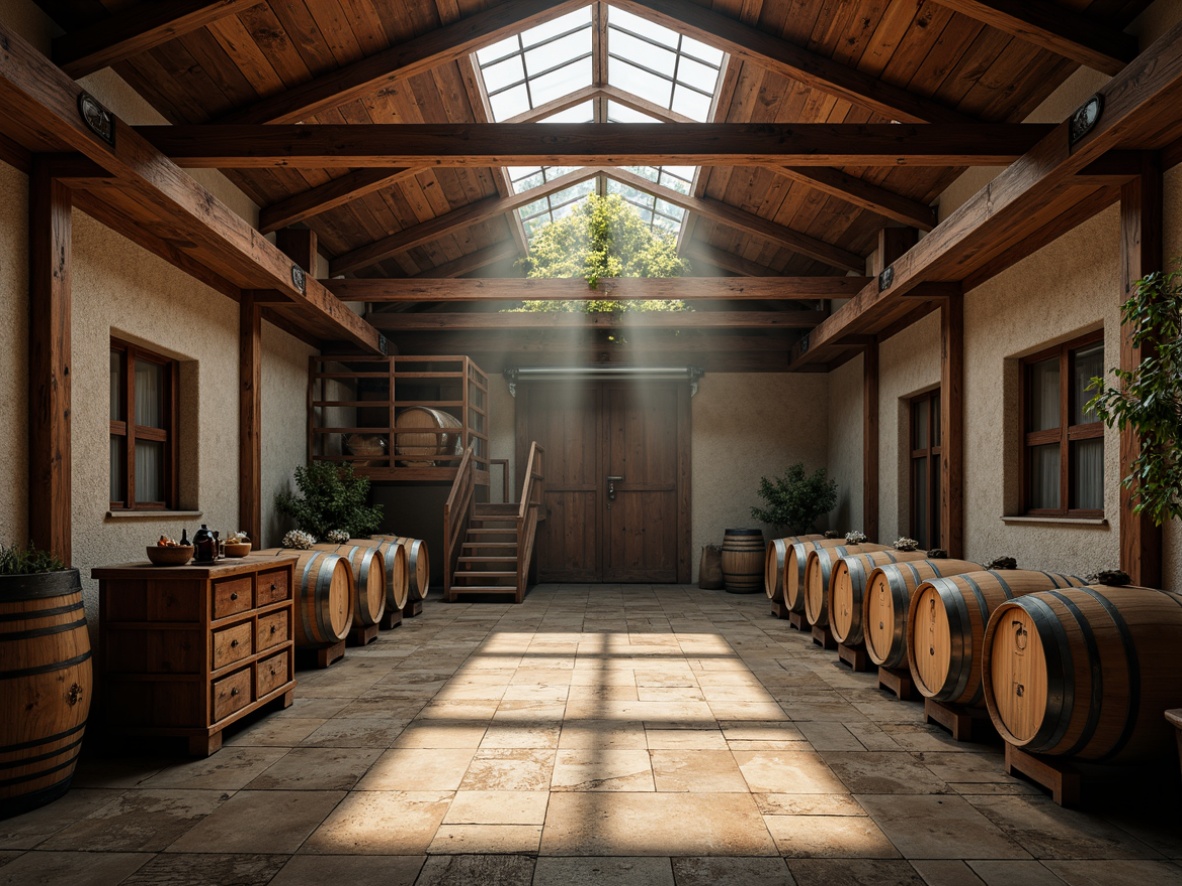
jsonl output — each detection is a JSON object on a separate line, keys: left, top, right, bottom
{"left": 276, "top": 227, "right": 318, "bottom": 279}
{"left": 239, "top": 292, "right": 262, "bottom": 547}
{"left": 1119, "top": 154, "right": 1163, "bottom": 588}
{"left": 940, "top": 296, "right": 964, "bottom": 559}
{"left": 28, "top": 158, "right": 73, "bottom": 563}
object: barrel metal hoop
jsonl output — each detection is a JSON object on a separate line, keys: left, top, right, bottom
{"left": 0, "top": 754, "right": 80, "bottom": 789}
{"left": 941, "top": 575, "right": 981, "bottom": 702}
{"left": 989, "top": 570, "right": 1013, "bottom": 599}
{"left": 1046, "top": 590, "right": 1104, "bottom": 758}
{"left": 300, "top": 553, "right": 319, "bottom": 643}
{"left": 886, "top": 566, "right": 914, "bottom": 668}
{"left": 0, "top": 649, "right": 92, "bottom": 680}
{"left": 1075, "top": 586, "right": 1140, "bottom": 762}
{"left": 0, "top": 732, "right": 85, "bottom": 771}
{"left": 0, "top": 721, "right": 86, "bottom": 754}
{"left": 313, "top": 556, "right": 336, "bottom": 640}
{"left": 0, "top": 615, "right": 89, "bottom": 643}
{"left": 1022, "top": 594, "right": 1076, "bottom": 752}
{"left": 0, "top": 601, "right": 83, "bottom": 623}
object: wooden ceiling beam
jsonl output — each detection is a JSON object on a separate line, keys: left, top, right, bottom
{"left": 612, "top": 0, "right": 976, "bottom": 124}
{"left": 217, "top": 0, "right": 586, "bottom": 124}
{"left": 607, "top": 166, "right": 864, "bottom": 273}
{"left": 368, "top": 310, "right": 826, "bottom": 331}
{"left": 53, "top": 0, "right": 259, "bottom": 79}
{"left": 0, "top": 20, "right": 382, "bottom": 353}
{"left": 259, "top": 167, "right": 418, "bottom": 234}
{"left": 332, "top": 276, "right": 871, "bottom": 302}
{"left": 932, "top": 0, "right": 1137, "bottom": 76}
{"left": 789, "top": 18, "right": 1182, "bottom": 369}
{"left": 137, "top": 122, "right": 1054, "bottom": 169}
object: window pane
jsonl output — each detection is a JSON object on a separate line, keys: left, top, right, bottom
{"left": 678, "top": 56, "right": 721, "bottom": 93}
{"left": 530, "top": 57, "right": 592, "bottom": 106}
{"left": 524, "top": 30, "right": 591, "bottom": 78}
{"left": 521, "top": 7, "right": 592, "bottom": 47}
{"left": 482, "top": 55, "right": 525, "bottom": 93}
{"left": 135, "top": 440, "right": 164, "bottom": 503}
{"left": 612, "top": 30, "right": 677, "bottom": 77}
{"left": 912, "top": 456, "right": 928, "bottom": 548}
{"left": 1029, "top": 357, "right": 1060, "bottom": 431}
{"left": 609, "top": 58, "right": 672, "bottom": 107}
{"left": 912, "top": 398, "right": 929, "bottom": 449}
{"left": 1071, "top": 341, "right": 1104, "bottom": 425}
{"left": 135, "top": 360, "right": 165, "bottom": 428}
{"left": 489, "top": 84, "right": 530, "bottom": 120}
{"left": 1070, "top": 438, "right": 1104, "bottom": 510}
{"left": 671, "top": 85, "right": 712, "bottom": 120}
{"left": 110, "top": 437, "right": 125, "bottom": 504}
{"left": 539, "top": 101, "right": 594, "bottom": 124}
{"left": 931, "top": 456, "right": 941, "bottom": 549}
{"left": 932, "top": 395, "right": 941, "bottom": 446}
{"left": 1029, "top": 444, "right": 1061, "bottom": 510}
{"left": 607, "top": 100, "right": 659, "bottom": 123}
{"left": 610, "top": 8, "right": 679, "bottom": 48}
{"left": 110, "top": 350, "right": 124, "bottom": 421}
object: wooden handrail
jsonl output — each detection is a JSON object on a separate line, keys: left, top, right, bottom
{"left": 442, "top": 445, "right": 476, "bottom": 597}
{"left": 515, "top": 442, "right": 545, "bottom": 598}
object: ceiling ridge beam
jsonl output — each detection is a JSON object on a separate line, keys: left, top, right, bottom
{"left": 53, "top": 0, "right": 259, "bottom": 79}
{"left": 136, "top": 122, "right": 1055, "bottom": 168}
{"left": 932, "top": 0, "right": 1137, "bottom": 76}
{"left": 369, "top": 310, "right": 826, "bottom": 331}
{"left": 611, "top": 0, "right": 978, "bottom": 124}
{"left": 216, "top": 0, "right": 587, "bottom": 124}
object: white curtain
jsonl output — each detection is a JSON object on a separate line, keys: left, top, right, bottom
{"left": 1072, "top": 439, "right": 1103, "bottom": 510}
{"left": 1031, "top": 445, "right": 1060, "bottom": 510}
{"left": 1030, "top": 359, "right": 1059, "bottom": 431}
{"left": 136, "top": 441, "right": 163, "bottom": 502}
{"left": 135, "top": 361, "right": 163, "bottom": 428}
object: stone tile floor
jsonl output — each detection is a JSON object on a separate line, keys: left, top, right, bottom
{"left": 3, "top": 584, "right": 1181, "bottom": 885}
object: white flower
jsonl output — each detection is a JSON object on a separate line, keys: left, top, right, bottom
{"left": 282, "top": 529, "right": 317, "bottom": 550}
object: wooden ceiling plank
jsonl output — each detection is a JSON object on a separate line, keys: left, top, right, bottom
{"left": 216, "top": 0, "right": 587, "bottom": 123}
{"left": 137, "top": 121, "right": 1055, "bottom": 168}
{"left": 53, "top": 0, "right": 260, "bottom": 78}
{"left": 368, "top": 310, "right": 826, "bottom": 330}
{"left": 611, "top": 0, "right": 977, "bottom": 124}
{"left": 407, "top": 240, "right": 520, "bottom": 279}
{"left": 932, "top": 0, "right": 1136, "bottom": 76}
{"left": 329, "top": 276, "right": 872, "bottom": 302}
{"left": 259, "top": 167, "right": 419, "bottom": 233}
{"left": 0, "top": 19, "right": 381, "bottom": 353}
{"left": 682, "top": 245, "right": 786, "bottom": 277}
{"left": 790, "top": 16, "right": 1182, "bottom": 369}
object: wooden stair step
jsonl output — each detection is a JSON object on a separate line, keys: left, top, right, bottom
{"left": 455, "top": 571, "right": 517, "bottom": 578}
{"left": 474, "top": 504, "right": 518, "bottom": 514}
{"left": 458, "top": 556, "right": 517, "bottom": 563}
{"left": 449, "top": 585, "right": 520, "bottom": 593}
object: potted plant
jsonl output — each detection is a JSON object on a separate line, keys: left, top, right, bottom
{"left": 277, "top": 461, "right": 384, "bottom": 540}
{"left": 750, "top": 463, "right": 838, "bottom": 536}
{"left": 0, "top": 543, "right": 92, "bottom": 818}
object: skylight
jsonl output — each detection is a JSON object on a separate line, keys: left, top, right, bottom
{"left": 474, "top": 3, "right": 727, "bottom": 247}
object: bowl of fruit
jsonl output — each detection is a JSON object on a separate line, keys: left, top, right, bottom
{"left": 146, "top": 535, "right": 194, "bottom": 566}
{"left": 223, "top": 531, "right": 252, "bottom": 558}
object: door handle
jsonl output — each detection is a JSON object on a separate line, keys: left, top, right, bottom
{"left": 606, "top": 475, "right": 624, "bottom": 501}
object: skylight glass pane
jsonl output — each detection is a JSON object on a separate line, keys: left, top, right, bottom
{"left": 607, "top": 101, "right": 660, "bottom": 123}
{"left": 609, "top": 58, "right": 673, "bottom": 106}
{"left": 524, "top": 30, "right": 591, "bottom": 77}
{"left": 611, "top": 30, "right": 677, "bottom": 77}
{"left": 476, "top": 35, "right": 520, "bottom": 65}
{"left": 672, "top": 85, "right": 712, "bottom": 120}
{"left": 679, "top": 57, "right": 720, "bottom": 93}
{"left": 489, "top": 84, "right": 530, "bottom": 119}
{"left": 541, "top": 101, "right": 595, "bottom": 124}
{"left": 482, "top": 55, "right": 525, "bottom": 93}
{"left": 521, "top": 7, "right": 592, "bottom": 48}
{"left": 656, "top": 199, "right": 685, "bottom": 219}
{"left": 682, "top": 35, "right": 725, "bottom": 67}
{"left": 531, "top": 57, "right": 593, "bottom": 106}
{"left": 610, "top": 7, "right": 678, "bottom": 48}
{"left": 626, "top": 166, "right": 660, "bottom": 183}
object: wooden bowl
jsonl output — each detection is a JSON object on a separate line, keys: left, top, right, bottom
{"left": 223, "top": 542, "right": 252, "bottom": 558}
{"left": 146, "top": 545, "right": 193, "bottom": 566}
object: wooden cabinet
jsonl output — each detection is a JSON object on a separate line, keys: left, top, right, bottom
{"left": 92, "top": 557, "right": 297, "bottom": 756}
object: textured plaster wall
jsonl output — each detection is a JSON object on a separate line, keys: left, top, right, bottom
{"left": 488, "top": 376, "right": 517, "bottom": 504}
{"left": 0, "top": 162, "right": 29, "bottom": 545}
{"left": 692, "top": 373, "right": 829, "bottom": 577}
{"left": 1161, "top": 168, "right": 1182, "bottom": 592}
{"left": 825, "top": 354, "right": 863, "bottom": 533}
{"left": 262, "top": 325, "right": 318, "bottom": 546}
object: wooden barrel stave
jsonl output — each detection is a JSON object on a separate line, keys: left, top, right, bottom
{"left": 255, "top": 549, "right": 354, "bottom": 646}
{"left": 784, "top": 538, "right": 850, "bottom": 615}
{"left": 829, "top": 549, "right": 930, "bottom": 646}
{"left": 983, "top": 585, "right": 1182, "bottom": 762}
{"left": 804, "top": 544, "right": 889, "bottom": 627}
{"left": 765, "top": 535, "right": 824, "bottom": 601}
{"left": 721, "top": 529, "right": 765, "bottom": 593}
{"left": 906, "top": 570, "right": 1085, "bottom": 707}
{"left": 374, "top": 536, "right": 430, "bottom": 601}
{"left": 350, "top": 538, "right": 410, "bottom": 611}
{"left": 311, "top": 543, "right": 386, "bottom": 628}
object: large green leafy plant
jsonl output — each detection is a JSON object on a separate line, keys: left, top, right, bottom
{"left": 277, "top": 462, "right": 383, "bottom": 539}
{"left": 750, "top": 464, "right": 838, "bottom": 535}
{"left": 1088, "top": 264, "right": 1182, "bottom": 525}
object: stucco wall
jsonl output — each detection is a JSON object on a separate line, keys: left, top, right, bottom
{"left": 826, "top": 354, "right": 863, "bottom": 533}
{"left": 262, "top": 325, "right": 319, "bottom": 546}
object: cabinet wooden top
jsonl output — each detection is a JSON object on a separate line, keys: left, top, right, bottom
{"left": 91, "top": 556, "right": 297, "bottom": 580}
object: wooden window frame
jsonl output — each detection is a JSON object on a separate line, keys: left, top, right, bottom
{"left": 908, "top": 389, "right": 941, "bottom": 550}
{"left": 109, "top": 339, "right": 179, "bottom": 511}
{"left": 1019, "top": 330, "right": 1104, "bottom": 518}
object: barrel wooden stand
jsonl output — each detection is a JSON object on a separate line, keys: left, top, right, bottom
{"left": 877, "top": 666, "right": 915, "bottom": 700}
{"left": 299, "top": 638, "right": 346, "bottom": 669}
{"left": 348, "top": 623, "right": 380, "bottom": 647}
{"left": 382, "top": 608, "right": 403, "bottom": 629}
{"left": 925, "top": 698, "right": 993, "bottom": 743}
{"left": 770, "top": 601, "right": 790, "bottom": 620}
{"left": 811, "top": 624, "right": 835, "bottom": 650}
{"left": 787, "top": 610, "right": 806, "bottom": 630}
{"left": 404, "top": 600, "right": 423, "bottom": 618}
{"left": 837, "top": 642, "right": 869, "bottom": 672}
{"left": 1005, "top": 744, "right": 1083, "bottom": 807}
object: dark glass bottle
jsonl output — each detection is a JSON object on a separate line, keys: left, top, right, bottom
{"left": 193, "top": 524, "right": 216, "bottom": 563}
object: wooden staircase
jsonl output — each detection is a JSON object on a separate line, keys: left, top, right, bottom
{"left": 450, "top": 503, "right": 522, "bottom": 600}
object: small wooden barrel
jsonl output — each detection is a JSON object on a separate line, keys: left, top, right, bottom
{"left": 804, "top": 543, "right": 890, "bottom": 627}
{"left": 721, "top": 529, "right": 765, "bottom": 593}
{"left": 765, "top": 536, "right": 824, "bottom": 601}
{"left": 396, "top": 407, "right": 462, "bottom": 465}
{"left": 907, "top": 570, "right": 1086, "bottom": 707}
{"left": 256, "top": 549, "right": 354, "bottom": 647}
{"left": 863, "top": 559, "right": 983, "bottom": 669}
{"left": 784, "top": 538, "right": 852, "bottom": 614}
{"left": 0, "top": 570, "right": 92, "bottom": 818}
{"left": 311, "top": 544, "right": 386, "bottom": 629}
{"left": 376, "top": 536, "right": 430, "bottom": 601}
{"left": 350, "top": 538, "right": 410, "bottom": 612}
{"left": 983, "top": 585, "right": 1182, "bottom": 762}
{"left": 829, "top": 549, "right": 932, "bottom": 646}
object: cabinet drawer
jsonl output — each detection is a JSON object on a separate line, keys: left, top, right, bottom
{"left": 256, "top": 610, "right": 289, "bottom": 653}
{"left": 211, "top": 667, "right": 252, "bottom": 722}
{"left": 212, "top": 576, "right": 252, "bottom": 620}
{"left": 256, "top": 569, "right": 291, "bottom": 607}
{"left": 212, "top": 620, "right": 253, "bottom": 670}
{"left": 256, "top": 649, "right": 291, "bottom": 698}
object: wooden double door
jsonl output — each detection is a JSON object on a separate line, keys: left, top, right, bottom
{"left": 516, "top": 381, "right": 690, "bottom": 583}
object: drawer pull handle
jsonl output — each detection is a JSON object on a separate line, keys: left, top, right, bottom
{"left": 270, "top": 583, "right": 277, "bottom": 591}
{"left": 230, "top": 639, "right": 239, "bottom": 648}
{"left": 270, "top": 625, "right": 277, "bottom": 634}
{"left": 230, "top": 592, "right": 239, "bottom": 601}
{"left": 230, "top": 688, "right": 239, "bottom": 697}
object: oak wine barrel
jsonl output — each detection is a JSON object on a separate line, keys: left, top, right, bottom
{"left": 863, "top": 559, "right": 983, "bottom": 669}
{"left": 721, "top": 529, "right": 765, "bottom": 593}
{"left": 256, "top": 549, "right": 354, "bottom": 647}
{"left": 311, "top": 543, "right": 386, "bottom": 629}
{"left": 803, "top": 544, "right": 889, "bottom": 628}
{"left": 376, "top": 536, "right": 430, "bottom": 601}
{"left": 765, "top": 535, "right": 825, "bottom": 601}
{"left": 907, "top": 570, "right": 1085, "bottom": 707}
{"left": 983, "top": 585, "right": 1182, "bottom": 762}
{"left": 396, "top": 407, "right": 462, "bottom": 466}
{"left": 784, "top": 538, "right": 851, "bottom": 614}
{"left": 829, "top": 549, "right": 932, "bottom": 646}
{"left": 0, "top": 570, "right": 92, "bottom": 818}
{"left": 350, "top": 538, "right": 410, "bottom": 612}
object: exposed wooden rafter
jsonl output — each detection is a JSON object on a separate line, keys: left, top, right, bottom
{"left": 932, "top": 0, "right": 1137, "bottom": 76}
{"left": 368, "top": 310, "right": 826, "bottom": 331}
{"left": 259, "top": 168, "right": 418, "bottom": 234}
{"left": 53, "top": 0, "right": 259, "bottom": 79}
{"left": 682, "top": 245, "right": 791, "bottom": 277}
{"left": 137, "top": 122, "right": 1054, "bottom": 169}
{"left": 408, "top": 242, "right": 521, "bottom": 280}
